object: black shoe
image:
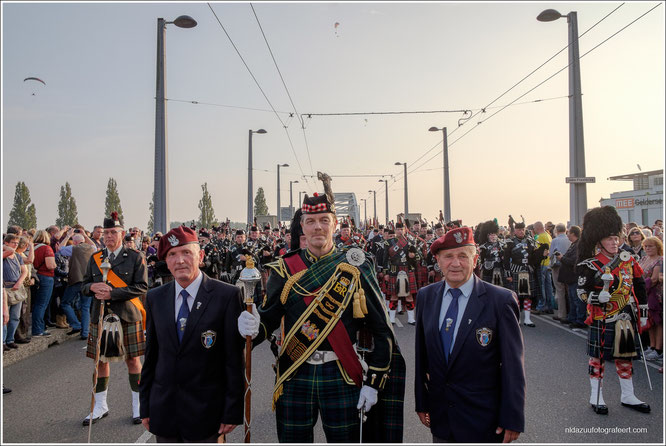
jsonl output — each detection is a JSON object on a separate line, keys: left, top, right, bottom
{"left": 132, "top": 416, "right": 142, "bottom": 425}
{"left": 82, "top": 411, "right": 109, "bottom": 426}
{"left": 552, "top": 316, "right": 561, "bottom": 321}
{"left": 523, "top": 322, "right": 536, "bottom": 327}
{"left": 34, "top": 331, "right": 52, "bottom": 337}
{"left": 15, "top": 338, "right": 31, "bottom": 344}
{"left": 3, "top": 344, "right": 9, "bottom": 352}
{"left": 591, "top": 404, "right": 608, "bottom": 415}
{"left": 80, "top": 336, "right": 88, "bottom": 341}
{"left": 408, "top": 321, "right": 416, "bottom": 326}
{"left": 6, "top": 342, "right": 19, "bottom": 349}
{"left": 572, "top": 322, "right": 587, "bottom": 329}
{"left": 621, "top": 402, "right": 651, "bottom": 413}
{"left": 45, "top": 321, "right": 57, "bottom": 328}
{"left": 3, "top": 386, "right": 11, "bottom": 394}
{"left": 545, "top": 309, "right": 554, "bottom": 314}
{"left": 67, "top": 329, "right": 81, "bottom": 336}
{"left": 559, "top": 319, "right": 571, "bottom": 325}
{"left": 531, "top": 310, "right": 542, "bottom": 315}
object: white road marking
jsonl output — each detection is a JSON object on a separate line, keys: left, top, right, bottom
{"left": 395, "top": 318, "right": 404, "bottom": 328}
{"left": 135, "top": 429, "right": 153, "bottom": 443}
{"left": 532, "top": 314, "right": 661, "bottom": 370}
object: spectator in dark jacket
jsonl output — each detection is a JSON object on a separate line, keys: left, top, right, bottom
{"left": 556, "top": 226, "right": 585, "bottom": 328}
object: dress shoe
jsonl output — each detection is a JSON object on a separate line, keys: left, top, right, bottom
{"left": 15, "top": 338, "right": 31, "bottom": 344}
{"left": 3, "top": 386, "right": 11, "bottom": 394}
{"left": 6, "top": 342, "right": 19, "bottom": 349}
{"left": 82, "top": 411, "right": 109, "bottom": 426}
{"left": 591, "top": 404, "right": 608, "bottom": 415}
{"left": 67, "top": 329, "right": 82, "bottom": 336}
{"left": 621, "top": 402, "right": 651, "bottom": 413}
{"left": 523, "top": 322, "right": 536, "bottom": 328}
{"left": 132, "top": 416, "right": 142, "bottom": 425}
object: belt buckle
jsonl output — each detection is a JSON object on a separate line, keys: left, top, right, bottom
{"left": 311, "top": 351, "right": 323, "bottom": 363}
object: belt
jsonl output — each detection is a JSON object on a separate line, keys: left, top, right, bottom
{"left": 305, "top": 350, "right": 338, "bottom": 365}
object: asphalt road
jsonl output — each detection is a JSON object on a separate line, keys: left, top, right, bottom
{"left": 2, "top": 312, "right": 663, "bottom": 443}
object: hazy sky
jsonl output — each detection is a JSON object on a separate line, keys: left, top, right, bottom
{"left": 2, "top": 1, "right": 664, "bottom": 231}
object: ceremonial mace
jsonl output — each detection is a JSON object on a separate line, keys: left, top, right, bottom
{"left": 595, "top": 267, "right": 613, "bottom": 412}
{"left": 88, "top": 256, "right": 111, "bottom": 443}
{"left": 238, "top": 258, "right": 261, "bottom": 443}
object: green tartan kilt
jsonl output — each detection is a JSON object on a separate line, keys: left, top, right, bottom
{"left": 86, "top": 318, "right": 145, "bottom": 361}
{"left": 363, "top": 349, "right": 406, "bottom": 443}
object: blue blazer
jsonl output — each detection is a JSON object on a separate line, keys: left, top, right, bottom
{"left": 414, "top": 276, "right": 525, "bottom": 442}
{"left": 139, "top": 274, "right": 245, "bottom": 441}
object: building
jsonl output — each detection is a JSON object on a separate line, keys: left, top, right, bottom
{"left": 599, "top": 169, "right": 663, "bottom": 225}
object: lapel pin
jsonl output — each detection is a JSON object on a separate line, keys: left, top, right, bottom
{"left": 468, "top": 319, "right": 472, "bottom": 325}
{"left": 196, "top": 301, "right": 202, "bottom": 310}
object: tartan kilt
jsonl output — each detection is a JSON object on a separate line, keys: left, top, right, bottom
{"left": 378, "top": 272, "right": 387, "bottom": 295}
{"left": 86, "top": 318, "right": 145, "bottom": 361}
{"left": 587, "top": 316, "right": 640, "bottom": 360}
{"left": 387, "top": 266, "right": 417, "bottom": 297}
{"left": 416, "top": 265, "right": 428, "bottom": 289}
{"left": 363, "top": 350, "right": 406, "bottom": 443}
{"left": 510, "top": 271, "right": 536, "bottom": 300}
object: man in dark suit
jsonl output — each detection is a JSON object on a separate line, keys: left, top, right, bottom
{"left": 415, "top": 226, "right": 525, "bottom": 443}
{"left": 139, "top": 226, "right": 244, "bottom": 443}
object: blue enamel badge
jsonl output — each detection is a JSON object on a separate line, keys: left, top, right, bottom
{"left": 476, "top": 327, "right": 492, "bottom": 347}
{"left": 201, "top": 330, "right": 216, "bottom": 349}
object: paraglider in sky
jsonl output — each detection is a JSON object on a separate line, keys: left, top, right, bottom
{"left": 24, "top": 77, "right": 46, "bottom": 96}
{"left": 334, "top": 22, "right": 340, "bottom": 37}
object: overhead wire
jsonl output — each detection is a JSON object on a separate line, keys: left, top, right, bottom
{"left": 207, "top": 2, "right": 313, "bottom": 189}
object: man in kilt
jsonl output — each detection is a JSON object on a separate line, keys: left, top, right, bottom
{"left": 503, "top": 222, "right": 543, "bottom": 327}
{"left": 238, "top": 173, "right": 405, "bottom": 443}
{"left": 81, "top": 212, "right": 148, "bottom": 425}
{"left": 385, "top": 222, "right": 418, "bottom": 325}
{"left": 477, "top": 220, "right": 508, "bottom": 288}
{"left": 576, "top": 206, "right": 651, "bottom": 415}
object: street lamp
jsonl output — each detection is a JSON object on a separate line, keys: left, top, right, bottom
{"left": 395, "top": 162, "right": 408, "bottom": 217}
{"left": 277, "top": 163, "right": 289, "bottom": 222}
{"left": 154, "top": 15, "right": 197, "bottom": 234}
{"left": 247, "top": 129, "right": 267, "bottom": 225}
{"left": 429, "top": 126, "right": 451, "bottom": 222}
{"left": 368, "top": 190, "right": 377, "bottom": 224}
{"left": 289, "top": 180, "right": 299, "bottom": 219}
{"left": 299, "top": 190, "right": 307, "bottom": 208}
{"left": 538, "top": 9, "right": 588, "bottom": 226}
{"left": 378, "top": 179, "right": 389, "bottom": 225}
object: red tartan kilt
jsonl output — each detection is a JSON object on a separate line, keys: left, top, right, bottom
{"left": 416, "top": 265, "right": 428, "bottom": 287}
{"left": 387, "top": 267, "right": 417, "bottom": 296}
{"left": 379, "top": 274, "right": 387, "bottom": 294}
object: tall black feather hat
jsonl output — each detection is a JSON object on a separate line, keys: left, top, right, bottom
{"left": 476, "top": 220, "right": 499, "bottom": 244}
{"left": 577, "top": 206, "right": 624, "bottom": 263}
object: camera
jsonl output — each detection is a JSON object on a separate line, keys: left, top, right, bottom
{"left": 74, "top": 229, "right": 81, "bottom": 233}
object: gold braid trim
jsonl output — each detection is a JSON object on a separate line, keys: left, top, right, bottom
{"left": 280, "top": 270, "right": 308, "bottom": 304}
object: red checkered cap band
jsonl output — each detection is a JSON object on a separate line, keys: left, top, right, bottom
{"left": 302, "top": 203, "right": 330, "bottom": 213}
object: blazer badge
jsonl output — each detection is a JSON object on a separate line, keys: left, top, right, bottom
{"left": 476, "top": 327, "right": 493, "bottom": 347}
{"left": 301, "top": 320, "right": 319, "bottom": 341}
{"left": 201, "top": 330, "right": 217, "bottom": 349}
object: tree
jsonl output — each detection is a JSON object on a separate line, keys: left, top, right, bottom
{"left": 254, "top": 187, "right": 269, "bottom": 216}
{"left": 56, "top": 182, "right": 79, "bottom": 227}
{"left": 104, "top": 178, "right": 124, "bottom": 223}
{"left": 147, "top": 193, "right": 154, "bottom": 234}
{"left": 8, "top": 181, "right": 37, "bottom": 230}
{"left": 198, "top": 183, "right": 216, "bottom": 229}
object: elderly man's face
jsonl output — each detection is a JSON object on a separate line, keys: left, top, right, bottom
{"left": 436, "top": 246, "right": 478, "bottom": 288}
{"left": 166, "top": 244, "right": 204, "bottom": 286}
{"left": 103, "top": 228, "right": 124, "bottom": 251}
{"left": 599, "top": 236, "right": 620, "bottom": 256}
{"left": 92, "top": 227, "right": 103, "bottom": 240}
{"left": 302, "top": 213, "right": 336, "bottom": 250}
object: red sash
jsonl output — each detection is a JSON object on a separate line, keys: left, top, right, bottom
{"left": 283, "top": 254, "right": 363, "bottom": 387}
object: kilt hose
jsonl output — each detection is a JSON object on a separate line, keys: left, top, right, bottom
{"left": 275, "top": 361, "right": 361, "bottom": 443}
{"left": 386, "top": 266, "right": 417, "bottom": 297}
{"left": 86, "top": 318, "right": 145, "bottom": 361}
{"left": 509, "top": 271, "right": 536, "bottom": 302}
{"left": 587, "top": 313, "right": 640, "bottom": 360}
{"left": 416, "top": 265, "right": 428, "bottom": 289}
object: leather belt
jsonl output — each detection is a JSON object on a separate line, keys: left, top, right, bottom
{"left": 305, "top": 350, "right": 338, "bottom": 365}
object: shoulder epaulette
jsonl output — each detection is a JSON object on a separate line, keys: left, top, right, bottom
{"left": 266, "top": 258, "right": 288, "bottom": 279}
{"left": 576, "top": 258, "right": 598, "bottom": 270}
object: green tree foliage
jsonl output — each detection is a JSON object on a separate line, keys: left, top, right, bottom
{"left": 198, "top": 183, "right": 216, "bottom": 229}
{"left": 56, "top": 182, "right": 79, "bottom": 227}
{"left": 8, "top": 181, "right": 37, "bottom": 230}
{"left": 254, "top": 187, "right": 269, "bottom": 216}
{"left": 104, "top": 178, "right": 124, "bottom": 223}
{"left": 147, "top": 193, "right": 154, "bottom": 234}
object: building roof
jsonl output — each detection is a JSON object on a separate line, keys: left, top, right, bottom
{"left": 607, "top": 169, "right": 663, "bottom": 181}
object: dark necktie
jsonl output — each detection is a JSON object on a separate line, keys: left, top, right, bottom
{"left": 176, "top": 290, "right": 190, "bottom": 343}
{"left": 440, "top": 288, "right": 462, "bottom": 362}
{"left": 109, "top": 252, "right": 115, "bottom": 263}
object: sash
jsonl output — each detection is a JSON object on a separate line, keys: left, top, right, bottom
{"left": 586, "top": 255, "right": 634, "bottom": 323}
{"left": 93, "top": 252, "right": 146, "bottom": 327}
{"left": 271, "top": 253, "right": 364, "bottom": 409}
{"left": 388, "top": 237, "right": 408, "bottom": 259}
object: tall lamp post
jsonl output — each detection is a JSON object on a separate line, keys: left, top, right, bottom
{"left": 394, "top": 162, "right": 409, "bottom": 217}
{"left": 277, "top": 163, "right": 289, "bottom": 222}
{"left": 247, "top": 129, "right": 267, "bottom": 225}
{"left": 361, "top": 198, "right": 367, "bottom": 225}
{"left": 428, "top": 126, "right": 451, "bottom": 222}
{"left": 378, "top": 179, "right": 389, "bottom": 225}
{"left": 289, "top": 180, "right": 299, "bottom": 219}
{"left": 154, "top": 15, "right": 197, "bottom": 234}
{"left": 299, "top": 190, "right": 307, "bottom": 207}
{"left": 368, "top": 190, "right": 377, "bottom": 224}
{"left": 538, "top": 8, "right": 588, "bottom": 226}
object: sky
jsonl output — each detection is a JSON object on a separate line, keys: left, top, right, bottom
{"left": 2, "top": 1, "right": 665, "bottom": 231}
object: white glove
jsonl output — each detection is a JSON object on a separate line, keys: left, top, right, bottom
{"left": 356, "top": 385, "right": 378, "bottom": 412}
{"left": 238, "top": 303, "right": 260, "bottom": 339}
